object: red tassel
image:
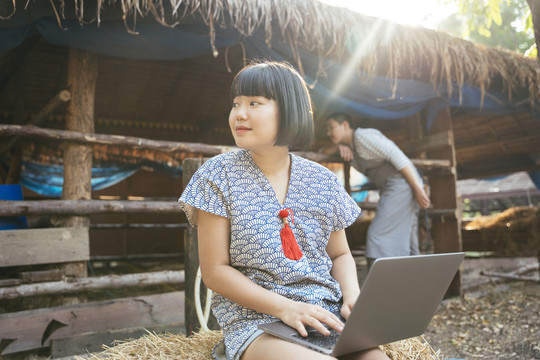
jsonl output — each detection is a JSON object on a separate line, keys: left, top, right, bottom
{"left": 279, "top": 209, "right": 303, "bottom": 260}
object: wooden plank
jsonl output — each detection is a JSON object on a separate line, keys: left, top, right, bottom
{"left": 0, "top": 227, "right": 89, "bottom": 267}
{"left": 21, "top": 270, "right": 64, "bottom": 283}
{"left": 0, "top": 291, "right": 185, "bottom": 355}
{"left": 401, "top": 130, "right": 452, "bottom": 155}
{"left": 51, "top": 322, "right": 185, "bottom": 358}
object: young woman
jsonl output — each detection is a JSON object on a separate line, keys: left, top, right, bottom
{"left": 324, "top": 113, "right": 431, "bottom": 270}
{"left": 179, "top": 61, "right": 389, "bottom": 360}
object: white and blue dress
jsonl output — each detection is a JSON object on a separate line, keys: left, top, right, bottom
{"left": 178, "top": 149, "right": 361, "bottom": 360}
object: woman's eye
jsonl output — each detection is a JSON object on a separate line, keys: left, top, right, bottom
{"left": 232, "top": 103, "right": 239, "bottom": 108}
{"left": 250, "top": 101, "right": 260, "bottom": 106}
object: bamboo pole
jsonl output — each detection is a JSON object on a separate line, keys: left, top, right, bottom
{"left": 0, "top": 270, "right": 185, "bottom": 300}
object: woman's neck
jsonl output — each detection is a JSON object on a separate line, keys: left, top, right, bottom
{"left": 249, "top": 147, "right": 290, "bottom": 177}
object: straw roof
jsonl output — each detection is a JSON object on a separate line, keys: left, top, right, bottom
{"left": 3, "top": 0, "right": 539, "bottom": 107}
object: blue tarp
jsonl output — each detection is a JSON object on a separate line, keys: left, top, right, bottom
{"left": 1, "top": 13, "right": 539, "bottom": 194}
{"left": 0, "top": 159, "right": 182, "bottom": 198}
{"left": 20, "top": 161, "right": 140, "bottom": 197}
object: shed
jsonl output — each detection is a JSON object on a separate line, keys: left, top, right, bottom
{"left": 1, "top": 0, "right": 540, "bottom": 356}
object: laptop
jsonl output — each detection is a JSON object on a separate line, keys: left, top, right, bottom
{"left": 258, "top": 252, "right": 464, "bottom": 356}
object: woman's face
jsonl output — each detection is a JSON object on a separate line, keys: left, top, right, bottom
{"left": 326, "top": 118, "right": 346, "bottom": 144}
{"left": 229, "top": 95, "right": 280, "bottom": 151}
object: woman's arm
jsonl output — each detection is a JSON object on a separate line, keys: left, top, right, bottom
{"left": 326, "top": 229, "right": 360, "bottom": 320}
{"left": 197, "top": 209, "right": 344, "bottom": 336}
{"left": 399, "top": 164, "right": 431, "bottom": 209}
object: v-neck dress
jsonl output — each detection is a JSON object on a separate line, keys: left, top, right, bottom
{"left": 178, "top": 149, "right": 361, "bottom": 359}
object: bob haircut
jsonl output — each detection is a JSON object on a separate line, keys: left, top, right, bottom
{"left": 230, "top": 61, "right": 314, "bottom": 151}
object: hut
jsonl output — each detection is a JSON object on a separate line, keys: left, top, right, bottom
{"left": 1, "top": 0, "right": 540, "bottom": 357}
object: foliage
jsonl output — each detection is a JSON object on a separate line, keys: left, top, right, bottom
{"left": 438, "top": 0, "right": 535, "bottom": 56}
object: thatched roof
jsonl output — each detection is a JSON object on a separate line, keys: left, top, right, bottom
{"left": 3, "top": 0, "right": 538, "bottom": 108}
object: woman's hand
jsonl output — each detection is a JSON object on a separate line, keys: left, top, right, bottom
{"left": 340, "top": 291, "right": 359, "bottom": 320}
{"left": 337, "top": 144, "right": 354, "bottom": 161}
{"left": 278, "top": 300, "right": 344, "bottom": 337}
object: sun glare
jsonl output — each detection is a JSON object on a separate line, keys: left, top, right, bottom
{"left": 317, "top": 0, "right": 455, "bottom": 29}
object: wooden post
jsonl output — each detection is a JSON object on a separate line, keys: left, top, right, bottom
{"left": 427, "top": 108, "right": 462, "bottom": 297}
{"left": 182, "top": 158, "right": 219, "bottom": 334}
{"left": 344, "top": 163, "right": 351, "bottom": 193}
{"left": 57, "top": 48, "right": 98, "bottom": 279}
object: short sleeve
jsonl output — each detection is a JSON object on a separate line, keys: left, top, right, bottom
{"left": 329, "top": 174, "right": 362, "bottom": 231}
{"left": 178, "top": 157, "right": 230, "bottom": 228}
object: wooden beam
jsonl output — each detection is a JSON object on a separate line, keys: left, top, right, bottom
{"left": 0, "top": 227, "right": 89, "bottom": 267}
{"left": 182, "top": 158, "right": 219, "bottom": 335}
{"left": 428, "top": 108, "right": 462, "bottom": 298}
{"left": 61, "top": 47, "right": 97, "bottom": 230}
{"left": 0, "top": 90, "right": 71, "bottom": 155}
{"left": 0, "top": 125, "right": 452, "bottom": 173}
{"left": 0, "top": 124, "right": 233, "bottom": 156}
{"left": 0, "top": 270, "right": 185, "bottom": 300}
{"left": 0, "top": 291, "right": 184, "bottom": 355}
{"left": 0, "top": 199, "right": 182, "bottom": 216}
{"left": 0, "top": 200, "right": 457, "bottom": 219}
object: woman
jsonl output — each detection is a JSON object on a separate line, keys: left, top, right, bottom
{"left": 179, "top": 61, "right": 389, "bottom": 360}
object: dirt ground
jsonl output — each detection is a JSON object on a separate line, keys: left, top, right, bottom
{"left": 422, "top": 257, "right": 540, "bottom": 360}
{"left": 355, "top": 255, "right": 540, "bottom": 360}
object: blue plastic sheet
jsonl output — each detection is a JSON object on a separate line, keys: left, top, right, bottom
{"left": 19, "top": 161, "right": 140, "bottom": 197}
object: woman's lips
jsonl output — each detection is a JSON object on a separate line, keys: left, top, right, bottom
{"left": 235, "top": 126, "right": 251, "bottom": 134}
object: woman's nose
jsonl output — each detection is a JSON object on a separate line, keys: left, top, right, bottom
{"left": 236, "top": 106, "right": 248, "bottom": 120}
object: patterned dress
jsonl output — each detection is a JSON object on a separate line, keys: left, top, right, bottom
{"left": 178, "top": 149, "right": 361, "bottom": 359}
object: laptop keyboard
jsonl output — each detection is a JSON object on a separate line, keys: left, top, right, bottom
{"left": 292, "top": 329, "right": 340, "bottom": 350}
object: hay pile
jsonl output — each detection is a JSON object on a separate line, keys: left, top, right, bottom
{"left": 80, "top": 330, "right": 442, "bottom": 360}
{"left": 464, "top": 206, "right": 540, "bottom": 256}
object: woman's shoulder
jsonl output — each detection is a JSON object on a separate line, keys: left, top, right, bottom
{"left": 292, "top": 153, "right": 337, "bottom": 180}
{"left": 199, "top": 149, "right": 247, "bottom": 169}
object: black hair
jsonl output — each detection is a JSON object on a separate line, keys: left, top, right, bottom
{"left": 327, "top": 112, "right": 352, "bottom": 125}
{"left": 230, "top": 61, "right": 314, "bottom": 150}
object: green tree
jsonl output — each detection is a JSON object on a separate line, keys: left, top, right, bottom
{"left": 438, "top": 0, "right": 536, "bottom": 56}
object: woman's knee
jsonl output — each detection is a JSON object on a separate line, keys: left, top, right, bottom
{"left": 339, "top": 347, "right": 389, "bottom": 360}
